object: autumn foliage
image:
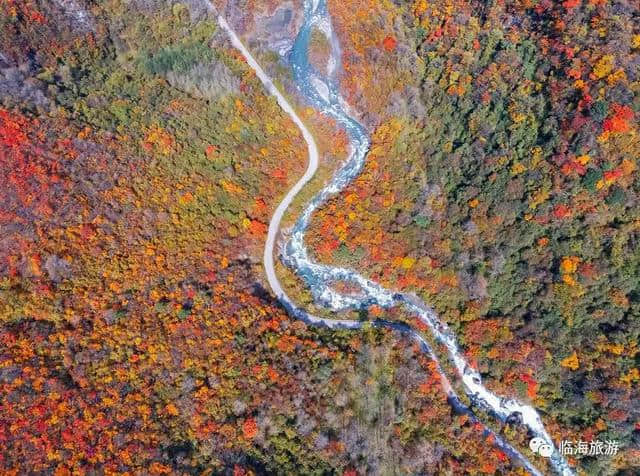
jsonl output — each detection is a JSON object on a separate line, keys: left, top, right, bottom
{"left": 1, "top": 0, "right": 638, "bottom": 474}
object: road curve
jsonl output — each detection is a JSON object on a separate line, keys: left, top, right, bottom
{"left": 216, "top": 15, "right": 361, "bottom": 329}
{"left": 214, "top": 7, "right": 570, "bottom": 476}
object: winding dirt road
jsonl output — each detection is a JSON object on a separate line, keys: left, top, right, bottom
{"left": 216, "top": 15, "right": 361, "bottom": 329}
{"left": 213, "top": 6, "right": 572, "bottom": 475}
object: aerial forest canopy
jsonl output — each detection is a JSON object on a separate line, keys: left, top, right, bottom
{"left": 0, "top": 0, "right": 638, "bottom": 474}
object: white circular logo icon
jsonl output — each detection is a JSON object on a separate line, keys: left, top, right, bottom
{"left": 538, "top": 443, "right": 553, "bottom": 458}
{"left": 529, "top": 437, "right": 545, "bottom": 453}
{"left": 529, "top": 437, "right": 553, "bottom": 458}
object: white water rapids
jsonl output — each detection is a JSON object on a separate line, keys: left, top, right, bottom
{"left": 212, "top": 1, "right": 574, "bottom": 474}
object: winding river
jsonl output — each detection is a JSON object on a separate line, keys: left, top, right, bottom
{"left": 214, "top": 1, "right": 573, "bottom": 474}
